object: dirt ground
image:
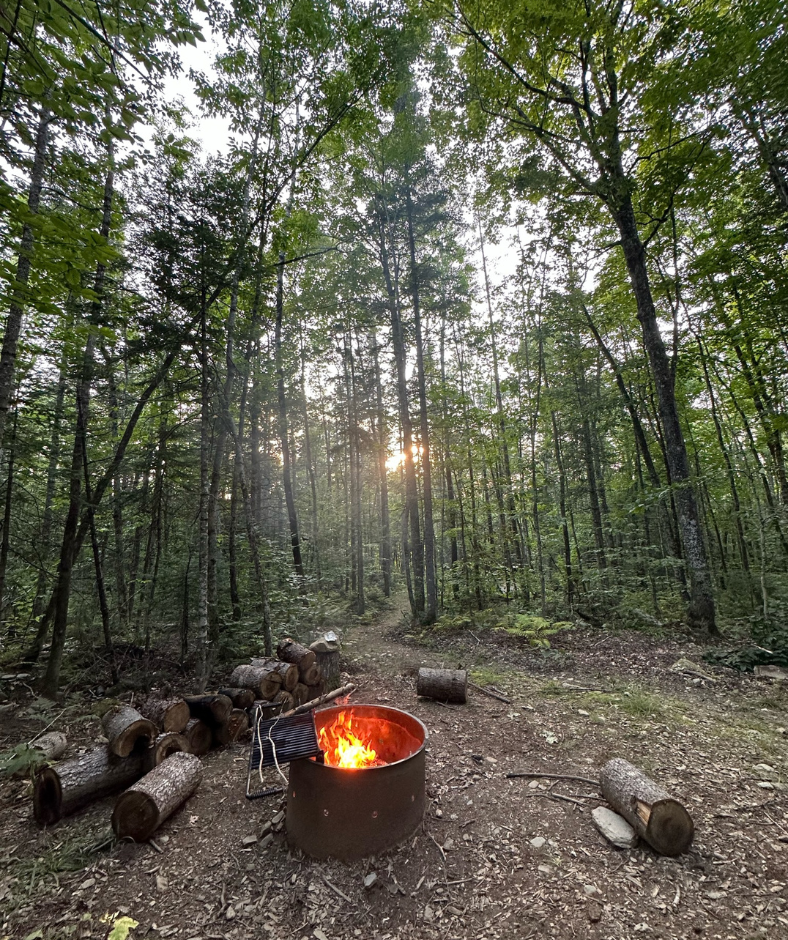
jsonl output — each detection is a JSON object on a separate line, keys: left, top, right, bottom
{"left": 1, "top": 597, "right": 787, "bottom": 940}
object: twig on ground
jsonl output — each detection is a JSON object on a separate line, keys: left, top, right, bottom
{"left": 506, "top": 771, "right": 600, "bottom": 788}
{"left": 468, "top": 681, "right": 512, "bottom": 704}
{"left": 322, "top": 874, "right": 353, "bottom": 903}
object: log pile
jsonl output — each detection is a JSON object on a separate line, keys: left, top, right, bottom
{"left": 228, "top": 638, "right": 329, "bottom": 721}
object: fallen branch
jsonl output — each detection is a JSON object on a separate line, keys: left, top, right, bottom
{"left": 322, "top": 874, "right": 353, "bottom": 903}
{"left": 506, "top": 771, "right": 600, "bottom": 788}
{"left": 468, "top": 681, "right": 512, "bottom": 704}
{"left": 281, "top": 683, "right": 356, "bottom": 718}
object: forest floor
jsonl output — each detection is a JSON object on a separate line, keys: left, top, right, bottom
{"left": 1, "top": 596, "right": 788, "bottom": 940}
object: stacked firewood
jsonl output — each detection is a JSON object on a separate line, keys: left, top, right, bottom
{"left": 33, "top": 695, "right": 208, "bottom": 831}
{"left": 228, "top": 638, "right": 326, "bottom": 715}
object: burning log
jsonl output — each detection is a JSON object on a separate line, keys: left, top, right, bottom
{"left": 229, "top": 664, "right": 281, "bottom": 700}
{"left": 184, "top": 694, "right": 233, "bottom": 729}
{"left": 281, "top": 682, "right": 356, "bottom": 718}
{"left": 277, "top": 638, "right": 317, "bottom": 677}
{"left": 250, "top": 658, "right": 299, "bottom": 692}
{"left": 600, "top": 758, "right": 694, "bottom": 856}
{"left": 146, "top": 732, "right": 188, "bottom": 771}
{"left": 112, "top": 752, "right": 203, "bottom": 842}
{"left": 218, "top": 687, "right": 255, "bottom": 710}
{"left": 292, "top": 683, "right": 310, "bottom": 708}
{"left": 416, "top": 668, "right": 467, "bottom": 704}
{"left": 213, "top": 708, "right": 249, "bottom": 747}
{"left": 33, "top": 747, "right": 147, "bottom": 825}
{"left": 183, "top": 719, "right": 212, "bottom": 756}
{"left": 102, "top": 705, "right": 157, "bottom": 757}
{"left": 138, "top": 698, "right": 190, "bottom": 733}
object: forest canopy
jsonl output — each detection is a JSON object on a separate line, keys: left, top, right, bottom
{"left": 0, "top": 0, "right": 786, "bottom": 694}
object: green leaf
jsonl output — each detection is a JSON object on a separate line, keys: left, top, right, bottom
{"left": 107, "top": 916, "right": 139, "bottom": 940}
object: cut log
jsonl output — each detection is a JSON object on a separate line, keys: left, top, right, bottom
{"left": 183, "top": 718, "right": 212, "bottom": 756}
{"left": 250, "top": 658, "right": 298, "bottom": 692}
{"left": 112, "top": 752, "right": 203, "bottom": 842}
{"left": 306, "top": 681, "right": 325, "bottom": 702}
{"left": 273, "top": 690, "right": 295, "bottom": 711}
{"left": 213, "top": 708, "right": 249, "bottom": 747}
{"left": 184, "top": 694, "right": 233, "bottom": 729}
{"left": 600, "top": 758, "right": 694, "bottom": 856}
{"left": 277, "top": 638, "right": 317, "bottom": 677}
{"left": 31, "top": 731, "right": 68, "bottom": 762}
{"left": 138, "top": 697, "right": 190, "bottom": 733}
{"left": 33, "top": 747, "right": 147, "bottom": 825}
{"left": 102, "top": 705, "right": 157, "bottom": 758}
{"left": 299, "top": 663, "right": 322, "bottom": 686}
{"left": 218, "top": 687, "right": 255, "bottom": 710}
{"left": 229, "top": 664, "right": 281, "bottom": 700}
{"left": 292, "top": 683, "right": 310, "bottom": 708}
{"left": 416, "top": 668, "right": 467, "bottom": 704}
{"left": 146, "top": 732, "right": 188, "bottom": 771}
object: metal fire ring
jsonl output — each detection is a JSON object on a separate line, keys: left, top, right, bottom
{"left": 286, "top": 704, "right": 428, "bottom": 860}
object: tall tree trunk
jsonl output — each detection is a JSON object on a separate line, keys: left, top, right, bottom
{"left": 613, "top": 195, "right": 717, "bottom": 635}
{"left": 406, "top": 186, "right": 437, "bottom": 623}
{"left": 42, "top": 144, "right": 114, "bottom": 697}
{"left": 275, "top": 254, "right": 304, "bottom": 578}
{"left": 0, "top": 106, "right": 51, "bottom": 464}
{"left": 371, "top": 330, "right": 391, "bottom": 596}
{"left": 0, "top": 406, "right": 17, "bottom": 630}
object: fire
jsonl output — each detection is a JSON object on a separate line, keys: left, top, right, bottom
{"left": 318, "top": 710, "right": 384, "bottom": 769}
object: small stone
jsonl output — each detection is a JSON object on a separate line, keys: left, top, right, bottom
{"left": 313, "top": 929, "right": 329, "bottom": 940}
{"left": 583, "top": 884, "right": 599, "bottom": 896}
{"left": 530, "top": 837, "right": 546, "bottom": 849}
{"left": 538, "top": 864, "right": 552, "bottom": 875}
{"left": 226, "top": 907, "right": 236, "bottom": 921}
{"left": 424, "top": 905, "right": 434, "bottom": 923}
{"left": 705, "top": 890, "right": 727, "bottom": 900}
{"left": 79, "top": 878, "right": 96, "bottom": 890}
{"left": 242, "top": 835, "right": 258, "bottom": 846}
{"left": 260, "top": 833, "right": 274, "bottom": 849}
{"left": 757, "top": 781, "right": 775, "bottom": 790}
{"left": 578, "top": 709, "right": 590, "bottom": 716}
{"left": 592, "top": 806, "right": 638, "bottom": 849}
{"left": 363, "top": 873, "right": 378, "bottom": 889}
{"left": 528, "top": 780, "right": 540, "bottom": 789}
{"left": 156, "top": 874, "right": 168, "bottom": 892}
{"left": 435, "top": 809, "right": 443, "bottom": 818}
{"left": 443, "top": 838, "right": 454, "bottom": 851}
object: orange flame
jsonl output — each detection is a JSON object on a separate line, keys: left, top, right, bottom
{"left": 318, "top": 710, "right": 383, "bottom": 769}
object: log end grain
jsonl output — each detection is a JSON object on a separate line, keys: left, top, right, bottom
{"left": 102, "top": 705, "right": 157, "bottom": 758}
{"left": 183, "top": 719, "right": 212, "bottom": 756}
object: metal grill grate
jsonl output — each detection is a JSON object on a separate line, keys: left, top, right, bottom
{"left": 246, "top": 708, "right": 323, "bottom": 799}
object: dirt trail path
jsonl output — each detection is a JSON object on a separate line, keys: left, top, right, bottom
{"left": 1, "top": 600, "right": 788, "bottom": 940}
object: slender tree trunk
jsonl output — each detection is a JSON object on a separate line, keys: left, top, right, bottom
{"left": 275, "top": 255, "right": 304, "bottom": 578}
{"left": 406, "top": 186, "right": 437, "bottom": 623}
{"left": 371, "top": 330, "right": 391, "bottom": 596}
{"left": 42, "top": 145, "right": 114, "bottom": 697}
{"left": 613, "top": 195, "right": 717, "bottom": 635}
{"left": 0, "top": 406, "right": 17, "bottom": 630}
{"left": 0, "top": 106, "right": 51, "bottom": 464}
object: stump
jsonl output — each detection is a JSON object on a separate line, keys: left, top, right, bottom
{"left": 600, "top": 758, "right": 694, "bottom": 856}
{"left": 229, "top": 664, "right": 281, "bottom": 700}
{"left": 310, "top": 639, "right": 340, "bottom": 692}
{"left": 34, "top": 747, "right": 147, "bottom": 825}
{"left": 146, "top": 732, "right": 188, "bottom": 771}
{"left": 138, "top": 698, "right": 190, "bottom": 733}
{"left": 184, "top": 694, "right": 233, "bottom": 729}
{"left": 416, "top": 668, "right": 467, "bottom": 704}
{"left": 213, "top": 708, "right": 249, "bottom": 746}
{"left": 218, "top": 687, "right": 255, "bottom": 710}
{"left": 277, "top": 638, "right": 317, "bottom": 677}
{"left": 112, "top": 752, "right": 203, "bottom": 842}
{"left": 102, "top": 705, "right": 157, "bottom": 757}
{"left": 183, "top": 718, "right": 212, "bottom": 756}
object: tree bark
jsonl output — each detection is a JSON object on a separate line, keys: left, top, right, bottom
{"left": 138, "top": 698, "right": 190, "bottom": 734}
{"left": 613, "top": 196, "right": 717, "bottom": 635}
{"left": 111, "top": 752, "right": 203, "bottom": 842}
